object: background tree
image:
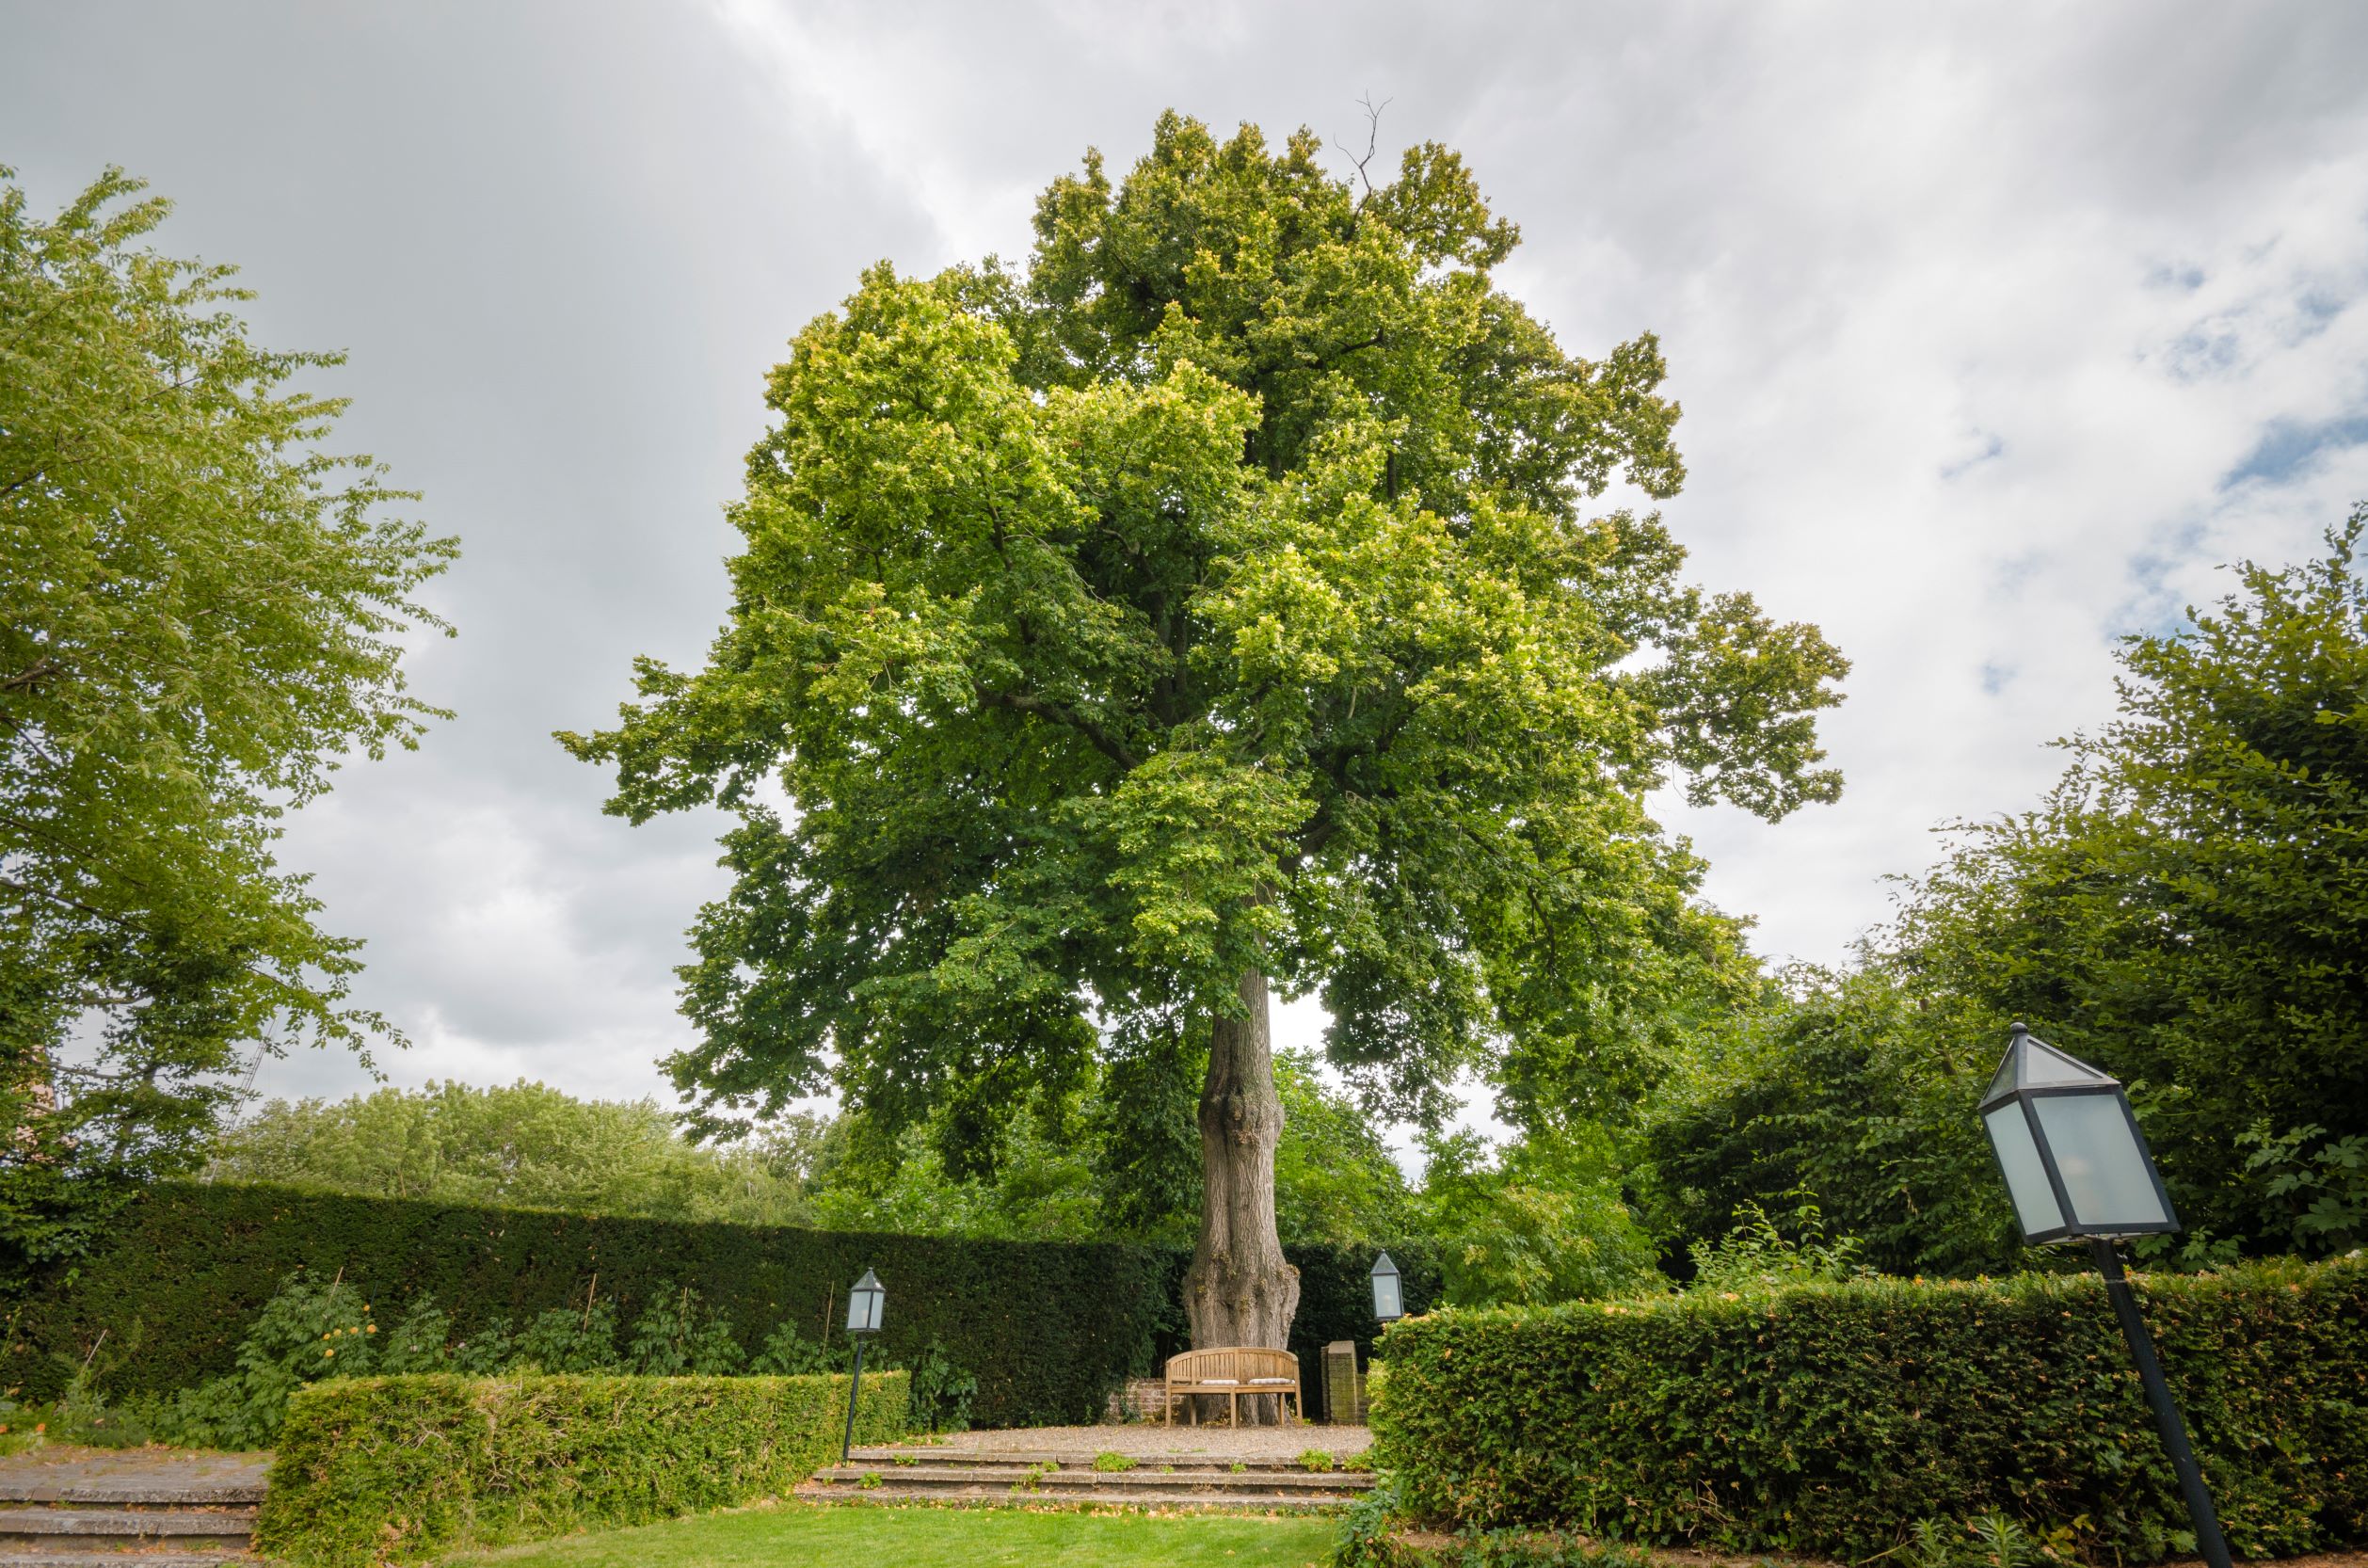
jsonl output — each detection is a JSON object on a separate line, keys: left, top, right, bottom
{"left": 566, "top": 113, "right": 1845, "bottom": 1356}
{"left": 0, "top": 168, "right": 453, "bottom": 1270}
{"left": 1638, "top": 966, "right": 2017, "bottom": 1279}
{"left": 207, "top": 1080, "right": 819, "bottom": 1227}
{"left": 1417, "top": 1125, "right": 1662, "bottom": 1306}
{"left": 1640, "top": 511, "right": 2368, "bottom": 1272}
{"left": 1886, "top": 508, "right": 2368, "bottom": 1254}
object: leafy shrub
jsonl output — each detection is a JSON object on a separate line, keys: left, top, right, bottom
{"left": 1300, "top": 1447, "right": 1337, "bottom": 1472}
{"left": 148, "top": 1273, "right": 379, "bottom": 1449}
{"left": 749, "top": 1317, "right": 838, "bottom": 1375}
{"left": 1093, "top": 1449, "right": 1137, "bottom": 1472}
{"left": 1683, "top": 1193, "right": 1865, "bottom": 1298}
{"left": 1373, "top": 1256, "right": 2368, "bottom": 1561}
{"left": 901, "top": 1336, "right": 979, "bottom": 1432}
{"left": 2241, "top": 1122, "right": 2368, "bottom": 1254}
{"left": 257, "top": 1369, "right": 907, "bottom": 1565}
{"left": 621, "top": 1282, "right": 745, "bottom": 1375}
{"left": 62, "top": 1272, "right": 955, "bottom": 1451}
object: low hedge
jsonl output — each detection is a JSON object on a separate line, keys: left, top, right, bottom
{"left": 1373, "top": 1256, "right": 2368, "bottom": 1561}
{"left": 256, "top": 1369, "right": 907, "bottom": 1565}
{"left": 4, "top": 1182, "right": 1436, "bottom": 1427}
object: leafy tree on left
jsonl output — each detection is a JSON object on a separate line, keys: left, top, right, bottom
{"left": 0, "top": 168, "right": 455, "bottom": 1267}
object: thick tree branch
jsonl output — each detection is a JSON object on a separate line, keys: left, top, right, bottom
{"left": 976, "top": 686, "right": 1141, "bottom": 771}
{"left": 2, "top": 657, "right": 63, "bottom": 696}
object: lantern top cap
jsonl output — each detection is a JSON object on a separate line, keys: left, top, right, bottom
{"left": 853, "top": 1269, "right": 882, "bottom": 1293}
{"left": 1370, "top": 1251, "right": 1399, "bottom": 1278}
{"left": 1980, "top": 1024, "right": 2117, "bottom": 1109}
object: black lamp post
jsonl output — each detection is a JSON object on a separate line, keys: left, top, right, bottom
{"left": 1978, "top": 1023, "right": 2230, "bottom": 1568}
{"left": 840, "top": 1268, "right": 885, "bottom": 1464}
{"left": 1370, "top": 1251, "right": 1404, "bottom": 1324}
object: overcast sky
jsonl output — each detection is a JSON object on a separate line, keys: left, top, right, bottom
{"left": 7, "top": 3, "right": 2367, "bottom": 1137}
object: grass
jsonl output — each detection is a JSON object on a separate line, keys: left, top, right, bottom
{"left": 437, "top": 1501, "right": 1337, "bottom": 1567}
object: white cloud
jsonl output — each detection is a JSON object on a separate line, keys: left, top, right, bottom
{"left": 9, "top": 1, "right": 2367, "bottom": 1147}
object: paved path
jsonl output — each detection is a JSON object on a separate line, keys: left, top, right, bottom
{"left": 905, "top": 1423, "right": 1371, "bottom": 1460}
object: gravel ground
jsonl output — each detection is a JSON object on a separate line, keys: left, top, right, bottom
{"left": 910, "top": 1423, "right": 1372, "bottom": 1459}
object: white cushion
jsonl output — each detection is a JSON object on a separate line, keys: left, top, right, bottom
{"left": 1194, "top": 1377, "right": 1240, "bottom": 1384}
{"left": 1250, "top": 1378, "right": 1294, "bottom": 1384}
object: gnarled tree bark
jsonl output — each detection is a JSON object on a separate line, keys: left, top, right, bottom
{"left": 1182, "top": 968, "right": 1300, "bottom": 1422}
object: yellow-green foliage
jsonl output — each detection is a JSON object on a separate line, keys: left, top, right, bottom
{"left": 256, "top": 1370, "right": 906, "bottom": 1565}
{"left": 1373, "top": 1256, "right": 2368, "bottom": 1562}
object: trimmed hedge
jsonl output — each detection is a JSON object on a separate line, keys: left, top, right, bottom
{"left": 5, "top": 1182, "right": 1435, "bottom": 1427}
{"left": 257, "top": 1369, "right": 905, "bottom": 1565}
{"left": 1373, "top": 1256, "right": 2368, "bottom": 1561}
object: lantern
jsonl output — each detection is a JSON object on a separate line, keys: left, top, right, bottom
{"left": 1370, "top": 1252, "right": 1403, "bottom": 1323}
{"left": 1978, "top": 1022, "right": 2178, "bottom": 1242}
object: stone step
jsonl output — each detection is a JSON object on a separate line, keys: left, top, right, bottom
{"left": 0, "top": 1483, "right": 266, "bottom": 1508}
{"left": 797, "top": 1481, "right": 1355, "bottom": 1512}
{"left": 813, "top": 1463, "right": 1370, "bottom": 1493}
{"left": 0, "top": 1507, "right": 255, "bottom": 1545}
{"left": 0, "top": 1556, "right": 252, "bottom": 1567}
{"left": 846, "top": 1446, "right": 1364, "bottom": 1475}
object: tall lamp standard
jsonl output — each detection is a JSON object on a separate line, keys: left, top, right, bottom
{"left": 1978, "top": 1023, "right": 2230, "bottom": 1568}
{"left": 839, "top": 1269, "right": 885, "bottom": 1464}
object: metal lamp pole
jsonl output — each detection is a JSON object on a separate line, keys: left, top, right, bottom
{"left": 839, "top": 1334, "right": 869, "bottom": 1464}
{"left": 2090, "top": 1240, "right": 2232, "bottom": 1568}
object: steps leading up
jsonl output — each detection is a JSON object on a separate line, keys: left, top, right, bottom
{"left": 800, "top": 1444, "right": 1376, "bottom": 1512}
{"left": 0, "top": 1458, "right": 264, "bottom": 1564}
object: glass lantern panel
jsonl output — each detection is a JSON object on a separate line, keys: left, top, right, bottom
{"left": 1984, "top": 1104, "right": 2063, "bottom": 1236}
{"left": 2024, "top": 1040, "right": 2109, "bottom": 1087}
{"left": 1373, "top": 1272, "right": 1403, "bottom": 1320}
{"left": 2032, "top": 1093, "right": 2170, "bottom": 1229}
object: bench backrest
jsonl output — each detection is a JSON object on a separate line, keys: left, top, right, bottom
{"left": 1165, "top": 1346, "right": 1299, "bottom": 1384}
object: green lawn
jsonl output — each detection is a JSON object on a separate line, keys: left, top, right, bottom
{"left": 438, "top": 1502, "right": 1339, "bottom": 1568}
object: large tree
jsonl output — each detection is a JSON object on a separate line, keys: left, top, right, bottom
{"left": 0, "top": 168, "right": 453, "bottom": 1260}
{"left": 566, "top": 115, "right": 1844, "bottom": 1355}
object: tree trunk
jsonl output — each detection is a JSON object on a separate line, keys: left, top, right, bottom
{"left": 1183, "top": 968, "right": 1300, "bottom": 1422}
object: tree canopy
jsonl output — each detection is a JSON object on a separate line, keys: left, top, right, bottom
{"left": 0, "top": 168, "right": 453, "bottom": 1255}
{"left": 566, "top": 112, "right": 1846, "bottom": 1345}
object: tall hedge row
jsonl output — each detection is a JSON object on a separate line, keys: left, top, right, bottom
{"left": 258, "top": 1370, "right": 906, "bottom": 1565}
{"left": 6, "top": 1182, "right": 1434, "bottom": 1427}
{"left": 1372, "top": 1256, "right": 2368, "bottom": 1561}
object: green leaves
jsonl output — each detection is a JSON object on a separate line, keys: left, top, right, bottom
{"left": 1373, "top": 1257, "right": 2368, "bottom": 1560}
{"left": 0, "top": 167, "right": 454, "bottom": 1203}
{"left": 569, "top": 113, "right": 1846, "bottom": 1169}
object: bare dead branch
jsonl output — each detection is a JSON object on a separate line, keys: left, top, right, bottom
{"left": 1333, "top": 92, "right": 1394, "bottom": 200}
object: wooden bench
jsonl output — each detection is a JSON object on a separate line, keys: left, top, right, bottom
{"left": 1161, "top": 1346, "right": 1303, "bottom": 1426}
